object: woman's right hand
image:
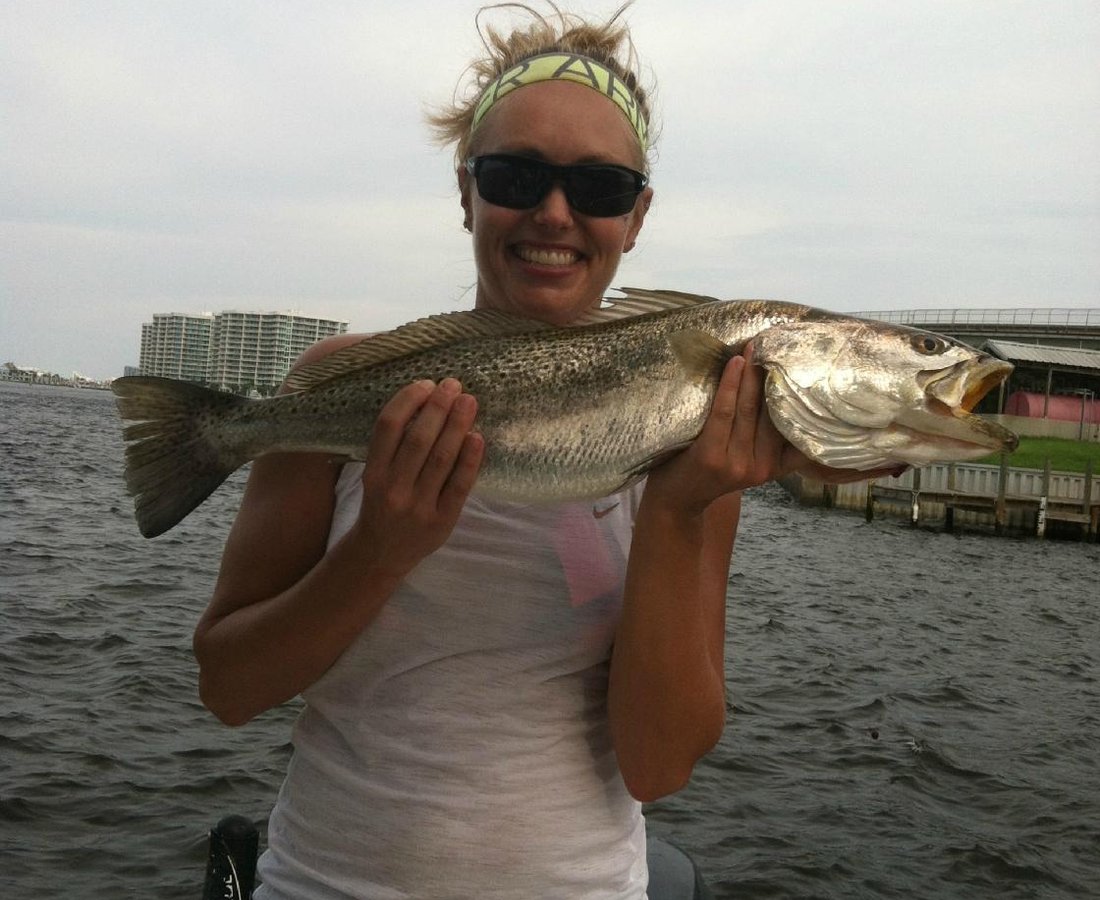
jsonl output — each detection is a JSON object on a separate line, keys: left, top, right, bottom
{"left": 348, "top": 378, "right": 484, "bottom": 579}
{"left": 194, "top": 373, "right": 483, "bottom": 725}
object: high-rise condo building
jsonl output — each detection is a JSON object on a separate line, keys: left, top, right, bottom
{"left": 139, "top": 313, "right": 215, "bottom": 383}
{"left": 137, "top": 310, "right": 348, "bottom": 392}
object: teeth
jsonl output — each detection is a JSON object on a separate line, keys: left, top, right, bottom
{"left": 516, "top": 246, "right": 578, "bottom": 266}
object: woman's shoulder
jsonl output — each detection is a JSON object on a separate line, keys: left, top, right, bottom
{"left": 278, "top": 332, "right": 377, "bottom": 393}
{"left": 294, "top": 331, "right": 376, "bottom": 368}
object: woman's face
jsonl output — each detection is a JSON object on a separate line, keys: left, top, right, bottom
{"left": 459, "top": 80, "right": 652, "bottom": 325}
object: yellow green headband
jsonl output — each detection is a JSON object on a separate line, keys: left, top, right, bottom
{"left": 471, "top": 52, "right": 648, "bottom": 151}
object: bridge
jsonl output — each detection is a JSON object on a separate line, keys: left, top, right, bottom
{"left": 853, "top": 307, "right": 1100, "bottom": 350}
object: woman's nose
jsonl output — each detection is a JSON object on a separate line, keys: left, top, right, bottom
{"left": 533, "top": 182, "right": 574, "bottom": 227}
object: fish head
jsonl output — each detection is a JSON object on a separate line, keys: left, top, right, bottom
{"left": 752, "top": 317, "right": 1018, "bottom": 470}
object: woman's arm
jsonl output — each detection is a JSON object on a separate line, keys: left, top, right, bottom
{"left": 610, "top": 346, "right": 901, "bottom": 800}
{"left": 609, "top": 487, "right": 740, "bottom": 802}
{"left": 609, "top": 351, "right": 766, "bottom": 800}
{"left": 193, "top": 340, "right": 483, "bottom": 726}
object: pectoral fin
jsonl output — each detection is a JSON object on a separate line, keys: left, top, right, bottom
{"left": 667, "top": 330, "right": 742, "bottom": 387}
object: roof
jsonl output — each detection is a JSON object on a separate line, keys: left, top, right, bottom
{"left": 983, "top": 339, "right": 1100, "bottom": 372}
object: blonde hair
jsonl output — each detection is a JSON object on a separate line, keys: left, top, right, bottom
{"left": 428, "top": 2, "right": 655, "bottom": 170}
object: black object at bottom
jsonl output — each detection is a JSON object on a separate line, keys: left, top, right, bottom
{"left": 202, "top": 815, "right": 258, "bottom": 900}
{"left": 648, "top": 836, "right": 715, "bottom": 900}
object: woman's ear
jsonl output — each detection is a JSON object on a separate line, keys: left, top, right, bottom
{"left": 624, "top": 186, "right": 653, "bottom": 252}
{"left": 459, "top": 167, "right": 473, "bottom": 231}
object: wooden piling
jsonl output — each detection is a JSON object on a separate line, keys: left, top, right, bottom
{"left": 945, "top": 464, "right": 956, "bottom": 533}
{"left": 1084, "top": 459, "right": 1096, "bottom": 542}
{"left": 995, "top": 453, "right": 1009, "bottom": 535}
{"left": 1036, "top": 458, "right": 1051, "bottom": 539}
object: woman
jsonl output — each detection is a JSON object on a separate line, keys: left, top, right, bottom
{"left": 194, "top": 5, "right": 848, "bottom": 897}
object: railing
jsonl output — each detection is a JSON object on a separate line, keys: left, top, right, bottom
{"left": 853, "top": 308, "right": 1100, "bottom": 328}
{"left": 884, "top": 462, "right": 1099, "bottom": 503}
{"left": 796, "top": 460, "right": 1100, "bottom": 539}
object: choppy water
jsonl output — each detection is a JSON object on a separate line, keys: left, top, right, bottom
{"left": 1, "top": 380, "right": 1097, "bottom": 899}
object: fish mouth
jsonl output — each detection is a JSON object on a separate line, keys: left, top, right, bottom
{"left": 906, "top": 357, "right": 1019, "bottom": 452}
{"left": 958, "top": 359, "right": 1013, "bottom": 414}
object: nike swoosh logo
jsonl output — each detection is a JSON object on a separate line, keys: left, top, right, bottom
{"left": 593, "top": 501, "right": 620, "bottom": 520}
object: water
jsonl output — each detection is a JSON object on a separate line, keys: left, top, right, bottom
{"left": 2, "top": 380, "right": 1097, "bottom": 899}
{"left": 653, "top": 491, "right": 1099, "bottom": 898}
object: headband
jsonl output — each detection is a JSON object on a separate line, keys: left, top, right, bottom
{"left": 471, "top": 52, "right": 648, "bottom": 151}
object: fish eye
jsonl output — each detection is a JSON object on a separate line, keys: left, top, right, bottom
{"left": 911, "top": 334, "right": 946, "bottom": 355}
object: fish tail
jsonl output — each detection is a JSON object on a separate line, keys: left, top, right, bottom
{"left": 111, "top": 376, "right": 249, "bottom": 537}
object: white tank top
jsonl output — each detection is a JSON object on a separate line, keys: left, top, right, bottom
{"left": 255, "top": 464, "right": 649, "bottom": 899}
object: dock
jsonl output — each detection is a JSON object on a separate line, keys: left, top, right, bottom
{"left": 786, "top": 458, "right": 1098, "bottom": 541}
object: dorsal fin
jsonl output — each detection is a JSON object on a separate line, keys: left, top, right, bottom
{"left": 283, "top": 290, "right": 722, "bottom": 391}
{"left": 618, "top": 287, "right": 723, "bottom": 308}
{"left": 284, "top": 309, "right": 553, "bottom": 392}
{"left": 567, "top": 287, "right": 722, "bottom": 327}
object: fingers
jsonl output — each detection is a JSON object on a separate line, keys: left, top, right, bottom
{"left": 686, "top": 341, "right": 794, "bottom": 494}
{"left": 738, "top": 346, "right": 786, "bottom": 471}
{"left": 365, "top": 378, "right": 482, "bottom": 511}
{"left": 391, "top": 379, "right": 465, "bottom": 487}
{"left": 413, "top": 386, "right": 479, "bottom": 496}
{"left": 695, "top": 346, "right": 748, "bottom": 453}
{"left": 699, "top": 343, "right": 772, "bottom": 469}
{"left": 367, "top": 378, "right": 437, "bottom": 470}
{"left": 705, "top": 354, "right": 745, "bottom": 429}
{"left": 437, "top": 431, "right": 485, "bottom": 520}
{"left": 728, "top": 344, "right": 765, "bottom": 452}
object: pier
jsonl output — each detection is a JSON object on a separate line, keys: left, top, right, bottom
{"left": 785, "top": 458, "right": 1099, "bottom": 541}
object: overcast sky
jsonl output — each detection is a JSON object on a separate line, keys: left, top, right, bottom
{"left": 3, "top": 0, "right": 1098, "bottom": 380}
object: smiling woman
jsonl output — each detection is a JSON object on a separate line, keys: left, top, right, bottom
{"left": 455, "top": 76, "right": 652, "bottom": 323}
{"left": 182, "top": 3, "right": 878, "bottom": 899}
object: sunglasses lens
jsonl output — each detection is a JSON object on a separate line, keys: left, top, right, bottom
{"left": 567, "top": 167, "right": 641, "bottom": 216}
{"left": 470, "top": 156, "right": 643, "bottom": 218}
{"left": 474, "top": 157, "right": 544, "bottom": 209}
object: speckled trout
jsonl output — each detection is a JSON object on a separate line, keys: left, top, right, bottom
{"left": 112, "top": 289, "right": 1017, "bottom": 537}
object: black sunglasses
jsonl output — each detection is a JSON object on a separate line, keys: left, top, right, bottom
{"left": 464, "top": 154, "right": 648, "bottom": 218}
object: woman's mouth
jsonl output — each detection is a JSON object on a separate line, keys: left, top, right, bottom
{"left": 513, "top": 244, "right": 581, "bottom": 267}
